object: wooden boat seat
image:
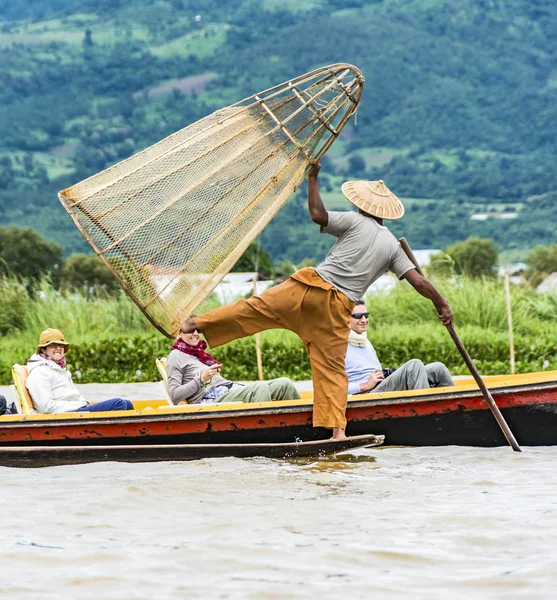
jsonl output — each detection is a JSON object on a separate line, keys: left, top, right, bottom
{"left": 156, "top": 357, "right": 186, "bottom": 406}
{"left": 156, "top": 357, "right": 168, "bottom": 388}
{"left": 11, "top": 364, "right": 39, "bottom": 415}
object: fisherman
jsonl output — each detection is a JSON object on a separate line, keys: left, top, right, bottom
{"left": 183, "top": 164, "right": 454, "bottom": 439}
{"left": 346, "top": 301, "right": 454, "bottom": 394}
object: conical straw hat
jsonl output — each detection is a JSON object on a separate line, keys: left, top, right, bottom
{"left": 341, "top": 180, "right": 404, "bottom": 220}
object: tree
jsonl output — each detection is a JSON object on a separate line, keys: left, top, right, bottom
{"left": 83, "top": 28, "right": 94, "bottom": 48}
{"left": 298, "top": 257, "right": 317, "bottom": 268}
{"left": 524, "top": 245, "right": 557, "bottom": 288}
{"left": 427, "top": 252, "right": 455, "bottom": 279}
{"left": 231, "top": 241, "right": 275, "bottom": 278}
{"left": 347, "top": 153, "right": 366, "bottom": 176}
{"left": 444, "top": 237, "right": 498, "bottom": 278}
{"left": 276, "top": 259, "right": 296, "bottom": 278}
{"left": 60, "top": 253, "right": 120, "bottom": 295}
{"left": 0, "top": 225, "right": 63, "bottom": 281}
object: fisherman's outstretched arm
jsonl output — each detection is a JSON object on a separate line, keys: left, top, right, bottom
{"left": 402, "top": 269, "right": 454, "bottom": 326}
{"left": 307, "top": 163, "right": 328, "bottom": 226}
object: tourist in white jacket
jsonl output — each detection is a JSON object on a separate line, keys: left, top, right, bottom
{"left": 26, "top": 328, "right": 134, "bottom": 414}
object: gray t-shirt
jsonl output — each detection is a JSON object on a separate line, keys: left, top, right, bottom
{"left": 315, "top": 211, "right": 415, "bottom": 301}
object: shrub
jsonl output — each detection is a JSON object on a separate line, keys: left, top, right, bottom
{"left": 3, "top": 325, "right": 557, "bottom": 385}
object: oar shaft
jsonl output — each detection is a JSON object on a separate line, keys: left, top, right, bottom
{"left": 445, "top": 324, "right": 521, "bottom": 451}
{"left": 398, "top": 238, "right": 522, "bottom": 452}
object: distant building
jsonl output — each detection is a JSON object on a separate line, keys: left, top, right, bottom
{"left": 364, "top": 273, "right": 398, "bottom": 296}
{"left": 150, "top": 270, "right": 274, "bottom": 304}
{"left": 470, "top": 213, "right": 518, "bottom": 221}
{"left": 410, "top": 249, "right": 442, "bottom": 267}
{"left": 212, "top": 272, "right": 274, "bottom": 304}
{"left": 497, "top": 263, "right": 527, "bottom": 285}
{"left": 537, "top": 272, "right": 557, "bottom": 294}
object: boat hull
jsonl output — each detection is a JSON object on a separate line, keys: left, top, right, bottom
{"left": 0, "top": 434, "right": 384, "bottom": 468}
{"left": 2, "top": 373, "right": 557, "bottom": 448}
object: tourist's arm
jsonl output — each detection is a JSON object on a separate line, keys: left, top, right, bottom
{"left": 402, "top": 269, "right": 454, "bottom": 326}
{"left": 307, "top": 163, "right": 328, "bottom": 226}
{"left": 166, "top": 358, "right": 204, "bottom": 404}
{"left": 358, "top": 370, "right": 385, "bottom": 393}
{"left": 348, "top": 376, "right": 382, "bottom": 394}
{"left": 166, "top": 358, "right": 220, "bottom": 404}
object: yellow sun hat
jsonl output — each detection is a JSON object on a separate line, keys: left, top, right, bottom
{"left": 36, "top": 328, "right": 71, "bottom": 354}
{"left": 341, "top": 179, "right": 405, "bottom": 220}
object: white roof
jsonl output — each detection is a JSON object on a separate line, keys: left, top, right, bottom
{"left": 411, "top": 249, "right": 442, "bottom": 267}
{"left": 497, "top": 263, "right": 527, "bottom": 277}
{"left": 213, "top": 279, "right": 274, "bottom": 303}
{"left": 537, "top": 272, "right": 557, "bottom": 294}
{"left": 220, "top": 272, "right": 260, "bottom": 284}
{"left": 150, "top": 272, "right": 268, "bottom": 302}
{"left": 363, "top": 274, "right": 398, "bottom": 296}
{"left": 470, "top": 213, "right": 517, "bottom": 221}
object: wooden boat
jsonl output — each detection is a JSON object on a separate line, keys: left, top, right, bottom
{"left": 0, "top": 434, "right": 384, "bottom": 468}
{"left": 2, "top": 370, "right": 557, "bottom": 448}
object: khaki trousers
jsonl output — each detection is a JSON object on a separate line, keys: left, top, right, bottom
{"left": 373, "top": 360, "right": 455, "bottom": 393}
{"left": 196, "top": 268, "right": 355, "bottom": 429}
{"left": 219, "top": 378, "right": 301, "bottom": 404}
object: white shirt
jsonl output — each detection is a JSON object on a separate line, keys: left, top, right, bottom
{"left": 345, "top": 340, "right": 382, "bottom": 395}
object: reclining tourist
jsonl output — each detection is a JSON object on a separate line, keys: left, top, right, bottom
{"left": 346, "top": 301, "right": 454, "bottom": 394}
{"left": 166, "top": 323, "right": 301, "bottom": 404}
{"left": 26, "top": 328, "right": 134, "bottom": 414}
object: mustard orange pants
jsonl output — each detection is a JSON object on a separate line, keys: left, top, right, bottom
{"left": 196, "top": 268, "right": 354, "bottom": 429}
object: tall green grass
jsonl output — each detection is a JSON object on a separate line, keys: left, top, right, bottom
{"left": 367, "top": 276, "right": 548, "bottom": 335}
{"left": 2, "top": 275, "right": 557, "bottom": 384}
{"left": 2, "top": 274, "right": 556, "bottom": 343}
{"left": 0, "top": 276, "right": 227, "bottom": 346}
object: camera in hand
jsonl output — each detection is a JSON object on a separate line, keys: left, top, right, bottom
{"left": 382, "top": 368, "right": 397, "bottom": 379}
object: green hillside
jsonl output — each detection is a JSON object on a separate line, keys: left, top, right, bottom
{"left": 1, "top": 0, "right": 557, "bottom": 260}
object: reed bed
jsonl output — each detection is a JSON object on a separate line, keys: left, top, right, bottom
{"left": 1, "top": 275, "right": 557, "bottom": 384}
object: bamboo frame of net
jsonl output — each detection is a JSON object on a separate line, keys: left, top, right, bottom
{"left": 58, "top": 63, "right": 364, "bottom": 338}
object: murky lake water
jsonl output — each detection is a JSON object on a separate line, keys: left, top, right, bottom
{"left": 2, "top": 445, "right": 556, "bottom": 599}
{"left": 1, "top": 384, "right": 556, "bottom": 599}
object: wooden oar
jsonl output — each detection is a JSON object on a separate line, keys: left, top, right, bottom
{"left": 399, "top": 237, "right": 522, "bottom": 452}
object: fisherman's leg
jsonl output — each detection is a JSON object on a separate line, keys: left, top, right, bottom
{"left": 267, "top": 377, "right": 301, "bottom": 400}
{"left": 374, "top": 359, "right": 430, "bottom": 392}
{"left": 306, "top": 341, "right": 349, "bottom": 432}
{"left": 425, "top": 362, "right": 455, "bottom": 387}
{"left": 194, "top": 278, "right": 307, "bottom": 348}
{"left": 299, "top": 287, "right": 353, "bottom": 435}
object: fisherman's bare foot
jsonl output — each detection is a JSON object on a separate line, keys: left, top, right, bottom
{"left": 181, "top": 316, "right": 199, "bottom": 333}
{"left": 331, "top": 427, "right": 346, "bottom": 440}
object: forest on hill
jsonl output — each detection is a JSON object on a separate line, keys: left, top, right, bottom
{"left": 1, "top": 0, "right": 557, "bottom": 262}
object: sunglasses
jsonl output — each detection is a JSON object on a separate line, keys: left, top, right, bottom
{"left": 351, "top": 312, "right": 369, "bottom": 319}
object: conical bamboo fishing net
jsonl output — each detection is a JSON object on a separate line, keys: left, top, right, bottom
{"left": 59, "top": 63, "right": 364, "bottom": 338}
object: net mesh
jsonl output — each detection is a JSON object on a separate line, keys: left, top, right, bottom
{"left": 59, "top": 63, "right": 364, "bottom": 338}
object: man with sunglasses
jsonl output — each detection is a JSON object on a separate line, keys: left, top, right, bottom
{"left": 346, "top": 302, "right": 454, "bottom": 394}
{"left": 183, "top": 164, "right": 453, "bottom": 439}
